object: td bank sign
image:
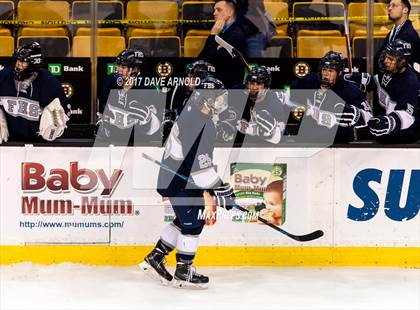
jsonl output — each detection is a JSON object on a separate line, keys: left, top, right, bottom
{"left": 48, "top": 64, "right": 85, "bottom": 76}
{"left": 48, "top": 64, "right": 61, "bottom": 76}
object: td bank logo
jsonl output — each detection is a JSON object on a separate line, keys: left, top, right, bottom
{"left": 107, "top": 64, "right": 117, "bottom": 75}
{"left": 48, "top": 64, "right": 62, "bottom": 76}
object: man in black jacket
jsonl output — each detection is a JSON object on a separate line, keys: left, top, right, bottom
{"left": 199, "top": 0, "right": 248, "bottom": 89}
{"left": 377, "top": 0, "right": 420, "bottom": 69}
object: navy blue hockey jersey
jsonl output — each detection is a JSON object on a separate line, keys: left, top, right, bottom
{"left": 157, "top": 101, "right": 222, "bottom": 197}
{"left": 226, "top": 89, "right": 290, "bottom": 145}
{"left": 97, "top": 73, "right": 162, "bottom": 144}
{"left": 367, "top": 66, "right": 419, "bottom": 143}
{"left": 0, "top": 66, "right": 69, "bottom": 141}
{"left": 291, "top": 73, "right": 370, "bottom": 143}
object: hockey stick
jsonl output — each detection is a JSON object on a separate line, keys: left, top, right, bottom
{"left": 215, "top": 35, "right": 251, "bottom": 72}
{"left": 141, "top": 152, "right": 324, "bottom": 242}
{"left": 343, "top": 6, "right": 353, "bottom": 72}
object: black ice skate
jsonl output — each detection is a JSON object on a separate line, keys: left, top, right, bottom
{"left": 139, "top": 250, "right": 173, "bottom": 285}
{"left": 173, "top": 262, "right": 209, "bottom": 289}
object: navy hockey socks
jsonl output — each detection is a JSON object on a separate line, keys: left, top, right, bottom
{"left": 176, "top": 252, "right": 195, "bottom": 264}
{"left": 152, "top": 222, "right": 180, "bottom": 255}
{"left": 155, "top": 239, "right": 174, "bottom": 256}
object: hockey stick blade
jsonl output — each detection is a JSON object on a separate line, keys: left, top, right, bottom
{"left": 141, "top": 153, "right": 324, "bottom": 242}
{"left": 215, "top": 35, "right": 251, "bottom": 71}
{"left": 233, "top": 204, "right": 324, "bottom": 242}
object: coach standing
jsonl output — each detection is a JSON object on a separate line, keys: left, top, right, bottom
{"left": 199, "top": 0, "right": 248, "bottom": 88}
{"left": 377, "top": 0, "right": 420, "bottom": 70}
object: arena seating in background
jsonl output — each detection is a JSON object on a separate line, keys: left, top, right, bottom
{"left": 72, "top": 35, "right": 126, "bottom": 57}
{"left": 292, "top": 2, "right": 345, "bottom": 37}
{"left": 126, "top": 1, "right": 178, "bottom": 37}
{"left": 0, "top": 0, "right": 13, "bottom": 20}
{"left": 0, "top": 0, "right": 13, "bottom": 36}
{"left": 264, "top": 1, "right": 288, "bottom": 36}
{"left": 183, "top": 35, "right": 208, "bottom": 57}
{"left": 129, "top": 36, "right": 181, "bottom": 57}
{"left": 0, "top": 35, "right": 13, "bottom": 56}
{"left": 296, "top": 29, "right": 342, "bottom": 36}
{"left": 297, "top": 36, "right": 348, "bottom": 58}
{"left": 262, "top": 36, "right": 293, "bottom": 58}
{"left": 181, "top": 1, "right": 214, "bottom": 39}
{"left": 411, "top": 3, "right": 420, "bottom": 32}
{"left": 17, "top": 1, "right": 70, "bottom": 36}
{"left": 348, "top": 2, "right": 391, "bottom": 37}
{"left": 0, "top": 27, "right": 11, "bottom": 35}
{"left": 71, "top": 0, "right": 124, "bottom": 36}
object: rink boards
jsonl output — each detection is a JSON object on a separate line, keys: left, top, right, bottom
{"left": 0, "top": 146, "right": 419, "bottom": 266}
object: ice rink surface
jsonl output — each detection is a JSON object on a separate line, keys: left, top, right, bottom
{"left": 1, "top": 263, "right": 419, "bottom": 310}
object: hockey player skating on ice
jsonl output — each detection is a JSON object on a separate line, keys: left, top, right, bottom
{"left": 96, "top": 48, "right": 160, "bottom": 145}
{"left": 161, "top": 60, "right": 216, "bottom": 141}
{"left": 290, "top": 51, "right": 372, "bottom": 143}
{"left": 0, "top": 42, "right": 70, "bottom": 144}
{"left": 140, "top": 76, "right": 236, "bottom": 289}
{"left": 345, "top": 40, "right": 419, "bottom": 143}
{"left": 235, "top": 65, "right": 289, "bottom": 144}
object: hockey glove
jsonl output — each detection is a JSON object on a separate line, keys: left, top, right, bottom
{"left": 254, "top": 109, "right": 277, "bottom": 137}
{"left": 0, "top": 108, "right": 9, "bottom": 144}
{"left": 236, "top": 119, "right": 257, "bottom": 136}
{"left": 334, "top": 103, "right": 361, "bottom": 127}
{"left": 210, "top": 182, "right": 236, "bottom": 210}
{"left": 39, "top": 98, "right": 68, "bottom": 141}
{"left": 216, "top": 120, "right": 236, "bottom": 142}
{"left": 368, "top": 115, "right": 396, "bottom": 136}
{"left": 343, "top": 72, "right": 371, "bottom": 92}
{"left": 128, "top": 100, "right": 152, "bottom": 126}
